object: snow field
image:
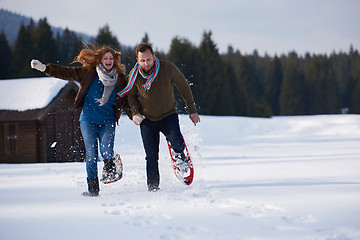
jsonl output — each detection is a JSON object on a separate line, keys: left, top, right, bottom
{"left": 0, "top": 114, "right": 360, "bottom": 240}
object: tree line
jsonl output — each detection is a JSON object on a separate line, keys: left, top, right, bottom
{"left": 1, "top": 18, "right": 359, "bottom": 116}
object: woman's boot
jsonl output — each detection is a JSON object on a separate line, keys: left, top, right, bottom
{"left": 82, "top": 177, "right": 99, "bottom": 197}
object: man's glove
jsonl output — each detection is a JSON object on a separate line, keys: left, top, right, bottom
{"left": 133, "top": 114, "right": 145, "bottom": 125}
{"left": 30, "top": 59, "right": 46, "bottom": 72}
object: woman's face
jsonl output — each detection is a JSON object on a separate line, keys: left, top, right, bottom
{"left": 101, "top": 52, "right": 114, "bottom": 71}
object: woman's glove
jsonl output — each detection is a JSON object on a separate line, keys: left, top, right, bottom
{"left": 30, "top": 59, "right": 46, "bottom": 72}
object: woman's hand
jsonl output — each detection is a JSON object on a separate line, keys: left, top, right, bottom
{"left": 31, "top": 59, "right": 46, "bottom": 72}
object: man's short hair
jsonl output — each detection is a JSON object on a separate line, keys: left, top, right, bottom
{"left": 135, "top": 43, "right": 154, "bottom": 56}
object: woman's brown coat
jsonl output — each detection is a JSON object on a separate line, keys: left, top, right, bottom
{"left": 45, "top": 63, "right": 132, "bottom": 122}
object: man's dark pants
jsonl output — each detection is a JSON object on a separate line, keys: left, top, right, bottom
{"left": 140, "top": 113, "right": 185, "bottom": 190}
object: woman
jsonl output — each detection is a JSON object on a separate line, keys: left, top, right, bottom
{"left": 31, "top": 45, "right": 131, "bottom": 197}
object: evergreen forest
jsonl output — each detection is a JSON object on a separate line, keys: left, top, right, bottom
{"left": 1, "top": 17, "right": 359, "bottom": 117}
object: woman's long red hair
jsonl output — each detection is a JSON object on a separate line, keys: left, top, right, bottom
{"left": 74, "top": 44, "right": 125, "bottom": 75}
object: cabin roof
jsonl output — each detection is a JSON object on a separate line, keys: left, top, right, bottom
{"left": 0, "top": 77, "right": 69, "bottom": 111}
{"left": 0, "top": 77, "right": 78, "bottom": 122}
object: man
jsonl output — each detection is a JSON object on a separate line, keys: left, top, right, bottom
{"left": 118, "top": 43, "right": 200, "bottom": 191}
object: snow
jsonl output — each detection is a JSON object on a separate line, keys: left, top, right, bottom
{"left": 0, "top": 77, "right": 68, "bottom": 111}
{"left": 1, "top": 114, "right": 360, "bottom": 240}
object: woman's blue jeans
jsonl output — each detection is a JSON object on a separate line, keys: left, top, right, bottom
{"left": 80, "top": 121, "right": 115, "bottom": 180}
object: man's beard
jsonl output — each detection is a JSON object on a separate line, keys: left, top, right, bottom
{"left": 141, "top": 64, "right": 155, "bottom": 75}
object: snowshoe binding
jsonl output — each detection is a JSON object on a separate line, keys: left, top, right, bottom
{"left": 101, "top": 153, "right": 123, "bottom": 184}
{"left": 167, "top": 140, "right": 194, "bottom": 185}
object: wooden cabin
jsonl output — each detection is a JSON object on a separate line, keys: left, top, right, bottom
{"left": 0, "top": 78, "right": 85, "bottom": 163}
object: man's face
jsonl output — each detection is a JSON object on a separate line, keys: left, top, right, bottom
{"left": 137, "top": 49, "right": 155, "bottom": 73}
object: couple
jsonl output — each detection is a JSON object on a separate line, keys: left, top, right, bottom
{"left": 31, "top": 43, "right": 200, "bottom": 196}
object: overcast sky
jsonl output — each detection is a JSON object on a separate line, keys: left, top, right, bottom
{"left": 1, "top": 0, "right": 359, "bottom": 56}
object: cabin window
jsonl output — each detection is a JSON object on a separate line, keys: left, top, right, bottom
{"left": 0, "top": 123, "right": 4, "bottom": 155}
{"left": 8, "top": 122, "right": 17, "bottom": 155}
{"left": 0, "top": 122, "right": 17, "bottom": 156}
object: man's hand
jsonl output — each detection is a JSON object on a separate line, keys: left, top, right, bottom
{"left": 189, "top": 113, "right": 200, "bottom": 126}
{"left": 132, "top": 114, "right": 145, "bottom": 125}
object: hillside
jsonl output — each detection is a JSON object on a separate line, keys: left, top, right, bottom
{"left": 0, "top": 8, "right": 91, "bottom": 45}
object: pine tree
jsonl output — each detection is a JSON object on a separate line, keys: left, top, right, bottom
{"left": 56, "top": 28, "right": 81, "bottom": 65}
{"left": 351, "top": 79, "right": 360, "bottom": 113}
{"left": 168, "top": 37, "right": 198, "bottom": 82}
{"left": 70, "top": 35, "right": 84, "bottom": 65}
{"left": 225, "top": 45, "right": 242, "bottom": 68}
{"left": 330, "top": 52, "right": 351, "bottom": 109}
{"left": 251, "top": 49, "right": 268, "bottom": 87}
{"left": 264, "top": 56, "right": 283, "bottom": 115}
{"left": 0, "top": 30, "right": 12, "bottom": 79}
{"left": 280, "top": 54, "right": 307, "bottom": 115}
{"left": 32, "top": 18, "right": 57, "bottom": 65}
{"left": 236, "top": 56, "right": 271, "bottom": 117}
{"left": 12, "top": 20, "right": 35, "bottom": 78}
{"left": 196, "top": 31, "right": 231, "bottom": 115}
{"left": 222, "top": 56, "right": 245, "bottom": 115}
{"left": 305, "top": 55, "right": 340, "bottom": 114}
{"left": 349, "top": 49, "right": 360, "bottom": 113}
{"left": 167, "top": 37, "right": 198, "bottom": 112}
{"left": 121, "top": 46, "right": 136, "bottom": 75}
{"left": 94, "top": 24, "right": 120, "bottom": 50}
{"left": 141, "top": 33, "right": 150, "bottom": 44}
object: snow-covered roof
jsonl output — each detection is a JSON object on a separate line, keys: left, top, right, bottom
{"left": 0, "top": 77, "right": 68, "bottom": 111}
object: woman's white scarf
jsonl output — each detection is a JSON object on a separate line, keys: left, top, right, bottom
{"left": 95, "top": 63, "right": 118, "bottom": 106}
